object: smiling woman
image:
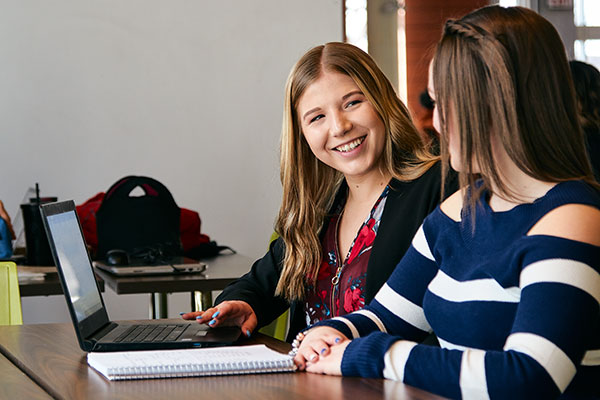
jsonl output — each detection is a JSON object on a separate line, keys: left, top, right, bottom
{"left": 182, "top": 42, "right": 456, "bottom": 342}
{"left": 298, "top": 71, "right": 386, "bottom": 182}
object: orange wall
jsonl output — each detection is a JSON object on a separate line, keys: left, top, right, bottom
{"left": 405, "top": 0, "right": 488, "bottom": 135}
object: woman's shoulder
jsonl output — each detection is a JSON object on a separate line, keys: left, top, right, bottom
{"left": 525, "top": 181, "right": 600, "bottom": 246}
{"left": 439, "top": 189, "right": 463, "bottom": 222}
{"left": 528, "top": 203, "right": 600, "bottom": 246}
{"left": 390, "top": 160, "right": 456, "bottom": 194}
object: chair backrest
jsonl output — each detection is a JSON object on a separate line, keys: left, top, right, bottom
{"left": 0, "top": 261, "right": 23, "bottom": 325}
{"left": 258, "top": 232, "right": 289, "bottom": 341}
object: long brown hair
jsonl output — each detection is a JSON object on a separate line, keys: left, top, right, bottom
{"left": 569, "top": 60, "right": 600, "bottom": 132}
{"left": 432, "top": 6, "right": 596, "bottom": 215}
{"left": 275, "top": 42, "right": 436, "bottom": 301}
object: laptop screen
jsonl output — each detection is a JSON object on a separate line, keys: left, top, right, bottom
{"left": 46, "top": 210, "right": 104, "bottom": 323}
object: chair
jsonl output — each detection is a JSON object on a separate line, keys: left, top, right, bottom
{"left": 258, "top": 232, "right": 289, "bottom": 341}
{"left": 0, "top": 261, "right": 23, "bottom": 325}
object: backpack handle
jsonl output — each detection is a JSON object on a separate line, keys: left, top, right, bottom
{"left": 103, "top": 176, "right": 177, "bottom": 205}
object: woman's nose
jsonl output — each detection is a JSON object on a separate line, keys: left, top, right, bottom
{"left": 330, "top": 111, "right": 352, "bottom": 136}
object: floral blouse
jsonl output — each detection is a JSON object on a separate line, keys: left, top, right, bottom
{"left": 304, "top": 186, "right": 389, "bottom": 325}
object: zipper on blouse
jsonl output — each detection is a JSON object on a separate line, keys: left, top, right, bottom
{"left": 331, "top": 214, "right": 345, "bottom": 316}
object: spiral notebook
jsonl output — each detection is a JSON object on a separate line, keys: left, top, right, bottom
{"left": 88, "top": 344, "right": 296, "bottom": 380}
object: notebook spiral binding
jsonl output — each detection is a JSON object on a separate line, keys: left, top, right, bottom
{"left": 106, "top": 359, "right": 296, "bottom": 380}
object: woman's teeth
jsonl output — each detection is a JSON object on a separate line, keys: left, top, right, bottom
{"left": 335, "top": 137, "right": 365, "bottom": 152}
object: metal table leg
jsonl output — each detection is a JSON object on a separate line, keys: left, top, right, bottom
{"left": 150, "top": 292, "right": 169, "bottom": 319}
{"left": 191, "top": 291, "right": 213, "bottom": 312}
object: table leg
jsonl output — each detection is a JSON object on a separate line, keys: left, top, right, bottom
{"left": 149, "top": 293, "right": 169, "bottom": 319}
{"left": 191, "top": 291, "right": 213, "bottom": 312}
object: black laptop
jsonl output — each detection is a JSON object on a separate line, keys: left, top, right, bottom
{"left": 40, "top": 200, "right": 240, "bottom": 352}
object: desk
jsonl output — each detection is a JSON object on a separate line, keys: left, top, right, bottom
{"left": 17, "top": 266, "right": 105, "bottom": 297}
{"left": 94, "top": 253, "right": 254, "bottom": 318}
{"left": 0, "top": 321, "right": 445, "bottom": 400}
{"left": 0, "top": 352, "right": 52, "bottom": 399}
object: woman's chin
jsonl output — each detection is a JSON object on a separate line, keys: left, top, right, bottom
{"left": 449, "top": 158, "right": 462, "bottom": 172}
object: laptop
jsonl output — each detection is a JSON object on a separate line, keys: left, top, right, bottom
{"left": 40, "top": 200, "right": 241, "bottom": 352}
{"left": 93, "top": 257, "right": 207, "bottom": 277}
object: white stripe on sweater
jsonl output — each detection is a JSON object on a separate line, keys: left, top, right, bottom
{"left": 331, "top": 316, "right": 359, "bottom": 339}
{"left": 459, "top": 349, "right": 490, "bottom": 400}
{"left": 428, "top": 270, "right": 520, "bottom": 303}
{"left": 354, "top": 310, "right": 387, "bottom": 333}
{"left": 520, "top": 259, "right": 600, "bottom": 304}
{"left": 438, "top": 337, "right": 469, "bottom": 351}
{"left": 374, "top": 283, "right": 431, "bottom": 332}
{"left": 582, "top": 349, "right": 600, "bottom": 366}
{"left": 382, "top": 340, "right": 417, "bottom": 381}
{"left": 504, "top": 332, "right": 576, "bottom": 392}
{"left": 412, "top": 225, "right": 435, "bottom": 261}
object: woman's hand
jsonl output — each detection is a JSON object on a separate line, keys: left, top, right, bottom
{"left": 293, "top": 326, "right": 348, "bottom": 370}
{"left": 180, "top": 300, "right": 257, "bottom": 338}
{"left": 306, "top": 340, "right": 349, "bottom": 375}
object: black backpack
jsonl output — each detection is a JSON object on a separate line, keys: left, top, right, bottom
{"left": 96, "top": 176, "right": 182, "bottom": 261}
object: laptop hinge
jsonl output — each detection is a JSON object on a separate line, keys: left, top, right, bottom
{"left": 88, "top": 322, "right": 118, "bottom": 342}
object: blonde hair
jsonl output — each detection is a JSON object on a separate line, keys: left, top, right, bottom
{"left": 275, "top": 42, "right": 436, "bottom": 300}
{"left": 432, "top": 6, "right": 597, "bottom": 215}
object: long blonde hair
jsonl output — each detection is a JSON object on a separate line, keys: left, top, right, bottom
{"left": 275, "top": 42, "right": 436, "bottom": 301}
{"left": 432, "top": 6, "right": 597, "bottom": 216}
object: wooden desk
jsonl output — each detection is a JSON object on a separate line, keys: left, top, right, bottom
{"left": 94, "top": 253, "right": 254, "bottom": 318}
{"left": 0, "top": 352, "right": 52, "bottom": 399}
{"left": 0, "top": 321, "right": 445, "bottom": 400}
{"left": 17, "top": 266, "right": 105, "bottom": 297}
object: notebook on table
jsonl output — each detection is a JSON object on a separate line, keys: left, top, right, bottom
{"left": 88, "top": 344, "right": 296, "bottom": 380}
{"left": 40, "top": 200, "right": 241, "bottom": 352}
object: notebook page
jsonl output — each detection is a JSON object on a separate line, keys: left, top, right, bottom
{"left": 88, "top": 344, "right": 295, "bottom": 380}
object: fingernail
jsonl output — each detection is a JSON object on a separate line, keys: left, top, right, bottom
{"left": 209, "top": 319, "right": 216, "bottom": 326}
{"left": 196, "top": 315, "right": 202, "bottom": 320}
{"left": 179, "top": 312, "right": 185, "bottom": 316}
{"left": 212, "top": 311, "right": 220, "bottom": 318}
{"left": 320, "top": 348, "right": 326, "bottom": 354}
{"left": 334, "top": 337, "right": 340, "bottom": 344}
{"left": 309, "top": 354, "right": 317, "bottom": 362}
{"left": 246, "top": 329, "right": 251, "bottom": 337}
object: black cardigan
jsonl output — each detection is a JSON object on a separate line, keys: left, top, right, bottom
{"left": 215, "top": 162, "right": 455, "bottom": 341}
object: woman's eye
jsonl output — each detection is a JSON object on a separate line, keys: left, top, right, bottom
{"left": 310, "top": 114, "right": 324, "bottom": 124}
{"left": 345, "top": 100, "right": 361, "bottom": 108}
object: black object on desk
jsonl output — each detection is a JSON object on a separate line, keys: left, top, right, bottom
{"left": 20, "top": 184, "right": 57, "bottom": 266}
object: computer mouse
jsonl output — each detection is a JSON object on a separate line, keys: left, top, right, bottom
{"left": 105, "top": 249, "right": 129, "bottom": 266}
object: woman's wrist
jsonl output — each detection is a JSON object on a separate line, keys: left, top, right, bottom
{"left": 288, "top": 328, "right": 312, "bottom": 356}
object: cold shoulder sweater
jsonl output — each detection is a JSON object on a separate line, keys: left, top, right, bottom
{"left": 316, "top": 180, "right": 600, "bottom": 399}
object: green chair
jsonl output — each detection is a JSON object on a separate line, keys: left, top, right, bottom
{"left": 0, "top": 261, "right": 23, "bottom": 325}
{"left": 258, "top": 232, "right": 289, "bottom": 341}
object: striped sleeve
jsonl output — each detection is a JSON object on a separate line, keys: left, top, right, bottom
{"left": 340, "top": 237, "right": 600, "bottom": 399}
{"left": 315, "top": 224, "right": 439, "bottom": 340}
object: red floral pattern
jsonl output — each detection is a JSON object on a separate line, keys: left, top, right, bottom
{"left": 343, "top": 286, "right": 365, "bottom": 313}
{"left": 304, "top": 186, "right": 389, "bottom": 325}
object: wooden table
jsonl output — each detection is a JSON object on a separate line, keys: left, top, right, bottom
{"left": 0, "top": 321, "right": 445, "bottom": 400}
{"left": 0, "top": 352, "right": 52, "bottom": 399}
{"left": 17, "top": 266, "right": 105, "bottom": 297}
{"left": 93, "top": 253, "right": 254, "bottom": 318}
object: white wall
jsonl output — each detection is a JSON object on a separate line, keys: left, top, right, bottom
{"left": 3, "top": 0, "right": 343, "bottom": 322}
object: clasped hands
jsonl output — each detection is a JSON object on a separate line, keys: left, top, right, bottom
{"left": 291, "top": 326, "right": 349, "bottom": 375}
{"left": 181, "top": 300, "right": 348, "bottom": 375}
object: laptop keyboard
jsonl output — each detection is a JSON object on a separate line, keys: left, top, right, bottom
{"left": 115, "top": 324, "right": 190, "bottom": 343}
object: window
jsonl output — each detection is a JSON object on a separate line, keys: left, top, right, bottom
{"left": 345, "top": 0, "right": 368, "bottom": 52}
{"left": 574, "top": 0, "right": 600, "bottom": 69}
